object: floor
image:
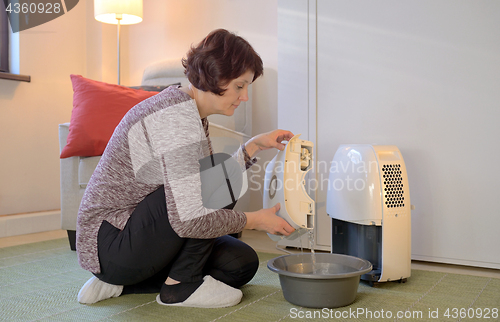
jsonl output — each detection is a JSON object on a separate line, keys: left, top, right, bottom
{"left": 1, "top": 229, "right": 499, "bottom": 279}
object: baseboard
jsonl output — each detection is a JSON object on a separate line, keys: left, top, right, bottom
{"left": 0, "top": 210, "right": 61, "bottom": 238}
{"left": 412, "top": 254, "right": 500, "bottom": 270}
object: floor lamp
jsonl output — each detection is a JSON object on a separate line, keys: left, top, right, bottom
{"left": 94, "top": 0, "right": 143, "bottom": 85}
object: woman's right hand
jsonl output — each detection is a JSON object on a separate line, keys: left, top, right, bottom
{"left": 244, "top": 203, "right": 295, "bottom": 236}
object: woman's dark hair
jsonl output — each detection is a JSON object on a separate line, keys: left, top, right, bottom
{"left": 182, "top": 29, "right": 263, "bottom": 95}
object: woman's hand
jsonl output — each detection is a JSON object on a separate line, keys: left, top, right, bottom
{"left": 244, "top": 203, "right": 295, "bottom": 236}
{"left": 244, "top": 129, "right": 294, "bottom": 158}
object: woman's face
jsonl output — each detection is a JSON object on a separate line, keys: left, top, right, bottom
{"left": 204, "top": 69, "right": 255, "bottom": 117}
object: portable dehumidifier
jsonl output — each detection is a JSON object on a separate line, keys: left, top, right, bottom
{"left": 327, "top": 145, "right": 411, "bottom": 284}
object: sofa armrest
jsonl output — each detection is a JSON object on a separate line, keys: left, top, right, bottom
{"left": 59, "top": 123, "right": 70, "bottom": 152}
{"left": 59, "top": 122, "right": 82, "bottom": 231}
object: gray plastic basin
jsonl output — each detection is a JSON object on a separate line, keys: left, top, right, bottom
{"left": 267, "top": 253, "right": 372, "bottom": 308}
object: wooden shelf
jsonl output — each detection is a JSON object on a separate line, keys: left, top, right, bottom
{"left": 0, "top": 72, "right": 31, "bottom": 82}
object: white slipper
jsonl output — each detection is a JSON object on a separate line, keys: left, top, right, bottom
{"left": 77, "top": 276, "right": 123, "bottom": 304}
{"left": 156, "top": 275, "right": 242, "bottom": 308}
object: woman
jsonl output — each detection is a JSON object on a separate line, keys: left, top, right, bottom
{"left": 76, "top": 29, "right": 295, "bottom": 308}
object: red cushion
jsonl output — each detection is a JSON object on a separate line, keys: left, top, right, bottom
{"left": 60, "top": 75, "right": 159, "bottom": 158}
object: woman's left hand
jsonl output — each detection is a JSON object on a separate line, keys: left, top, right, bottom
{"left": 244, "top": 129, "right": 294, "bottom": 158}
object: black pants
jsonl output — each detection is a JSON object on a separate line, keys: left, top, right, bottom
{"left": 94, "top": 186, "right": 258, "bottom": 294}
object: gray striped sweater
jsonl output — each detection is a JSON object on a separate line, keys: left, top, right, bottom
{"left": 76, "top": 86, "right": 255, "bottom": 274}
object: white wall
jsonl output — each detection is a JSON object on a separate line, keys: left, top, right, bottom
{"left": 0, "top": 0, "right": 279, "bottom": 218}
{"left": 0, "top": 0, "right": 88, "bottom": 216}
{"left": 279, "top": 0, "right": 500, "bottom": 269}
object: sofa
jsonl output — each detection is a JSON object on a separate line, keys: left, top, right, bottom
{"left": 59, "top": 59, "right": 252, "bottom": 250}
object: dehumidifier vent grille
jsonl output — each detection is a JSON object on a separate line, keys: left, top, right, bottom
{"left": 382, "top": 164, "right": 405, "bottom": 208}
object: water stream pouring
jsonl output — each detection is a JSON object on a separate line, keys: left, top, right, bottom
{"left": 263, "top": 134, "right": 315, "bottom": 241}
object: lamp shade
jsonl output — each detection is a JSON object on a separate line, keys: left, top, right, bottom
{"left": 94, "top": 0, "right": 143, "bottom": 25}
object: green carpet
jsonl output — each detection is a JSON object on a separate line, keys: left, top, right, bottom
{"left": 1, "top": 238, "right": 499, "bottom": 321}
